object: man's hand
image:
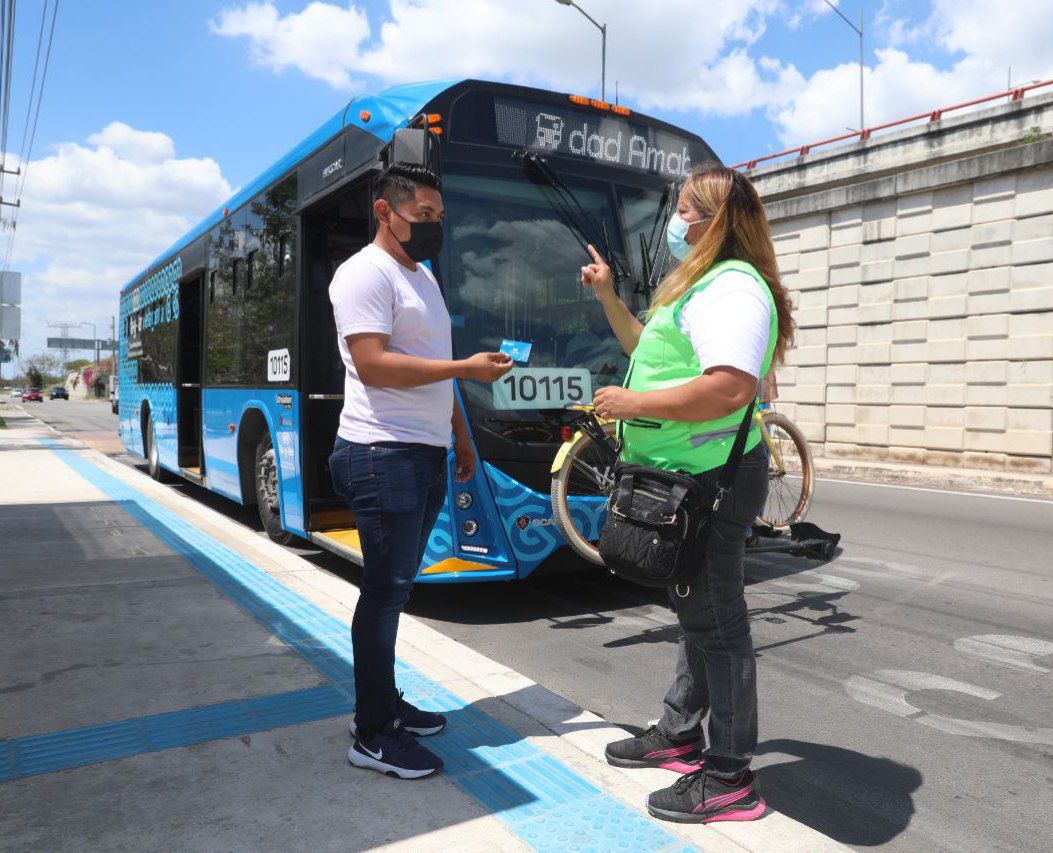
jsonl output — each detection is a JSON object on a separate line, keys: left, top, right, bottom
{"left": 453, "top": 437, "right": 476, "bottom": 482}
{"left": 593, "top": 385, "right": 645, "bottom": 421}
{"left": 460, "top": 352, "right": 514, "bottom": 382}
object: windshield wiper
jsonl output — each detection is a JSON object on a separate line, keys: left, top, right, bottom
{"left": 515, "top": 151, "right": 630, "bottom": 284}
{"left": 639, "top": 181, "right": 676, "bottom": 292}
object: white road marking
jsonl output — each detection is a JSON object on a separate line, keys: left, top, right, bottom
{"left": 817, "top": 476, "right": 1053, "bottom": 504}
{"left": 845, "top": 669, "right": 1053, "bottom": 746}
{"left": 954, "top": 635, "right": 1053, "bottom": 673}
{"left": 745, "top": 561, "right": 859, "bottom": 595}
{"left": 832, "top": 556, "right": 923, "bottom": 579}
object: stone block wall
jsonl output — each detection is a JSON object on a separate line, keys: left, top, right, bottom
{"left": 750, "top": 100, "right": 1053, "bottom": 474}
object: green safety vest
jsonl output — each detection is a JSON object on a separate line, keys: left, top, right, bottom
{"left": 618, "top": 259, "right": 778, "bottom": 474}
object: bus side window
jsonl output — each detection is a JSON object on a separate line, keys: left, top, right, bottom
{"left": 278, "top": 235, "right": 293, "bottom": 278}
{"left": 246, "top": 250, "right": 257, "bottom": 290}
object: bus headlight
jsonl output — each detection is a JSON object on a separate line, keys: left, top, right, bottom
{"left": 461, "top": 520, "right": 479, "bottom": 537}
{"left": 455, "top": 492, "right": 473, "bottom": 510}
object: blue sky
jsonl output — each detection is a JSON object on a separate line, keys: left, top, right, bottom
{"left": 4, "top": 0, "right": 1051, "bottom": 363}
{"left": 22, "top": 0, "right": 939, "bottom": 182}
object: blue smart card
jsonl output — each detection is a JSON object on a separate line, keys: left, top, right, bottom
{"left": 500, "top": 339, "right": 533, "bottom": 363}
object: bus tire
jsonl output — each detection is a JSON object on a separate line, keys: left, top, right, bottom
{"left": 145, "top": 414, "right": 174, "bottom": 482}
{"left": 254, "top": 432, "right": 292, "bottom": 544}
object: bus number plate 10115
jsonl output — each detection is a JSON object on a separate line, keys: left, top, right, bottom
{"left": 492, "top": 367, "right": 592, "bottom": 410}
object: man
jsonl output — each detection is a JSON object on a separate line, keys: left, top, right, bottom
{"left": 328, "top": 162, "right": 512, "bottom": 780}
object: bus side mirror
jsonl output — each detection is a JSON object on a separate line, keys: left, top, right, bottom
{"left": 386, "top": 128, "right": 440, "bottom": 172}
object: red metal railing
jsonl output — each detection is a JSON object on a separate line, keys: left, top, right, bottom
{"left": 732, "top": 78, "right": 1053, "bottom": 171}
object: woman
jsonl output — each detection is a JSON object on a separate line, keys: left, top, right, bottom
{"left": 581, "top": 162, "right": 794, "bottom": 823}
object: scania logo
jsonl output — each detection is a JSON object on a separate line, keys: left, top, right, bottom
{"left": 516, "top": 515, "right": 557, "bottom": 529}
{"left": 322, "top": 158, "right": 343, "bottom": 179}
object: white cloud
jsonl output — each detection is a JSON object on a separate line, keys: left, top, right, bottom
{"left": 86, "top": 122, "right": 175, "bottom": 164}
{"left": 211, "top": 0, "right": 789, "bottom": 112}
{"left": 932, "top": 0, "right": 1053, "bottom": 72}
{"left": 8, "top": 125, "right": 232, "bottom": 358}
{"left": 210, "top": 1, "right": 371, "bottom": 88}
{"left": 767, "top": 0, "right": 1053, "bottom": 146}
{"left": 209, "top": 0, "right": 1053, "bottom": 154}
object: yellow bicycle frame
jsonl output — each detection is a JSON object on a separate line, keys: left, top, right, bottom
{"left": 553, "top": 407, "right": 786, "bottom": 475}
{"left": 550, "top": 406, "right": 613, "bottom": 475}
{"left": 757, "top": 410, "right": 786, "bottom": 471}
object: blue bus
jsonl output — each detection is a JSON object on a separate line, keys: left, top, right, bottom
{"left": 118, "top": 79, "right": 715, "bottom": 583}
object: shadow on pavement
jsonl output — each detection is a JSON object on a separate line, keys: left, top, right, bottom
{"left": 755, "top": 738, "right": 922, "bottom": 847}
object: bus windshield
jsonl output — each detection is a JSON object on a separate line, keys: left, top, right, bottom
{"left": 440, "top": 164, "right": 666, "bottom": 430}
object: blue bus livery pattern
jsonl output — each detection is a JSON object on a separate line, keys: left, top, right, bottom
{"left": 118, "top": 257, "right": 183, "bottom": 460}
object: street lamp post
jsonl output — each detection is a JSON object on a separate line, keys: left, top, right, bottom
{"left": 822, "top": 0, "right": 864, "bottom": 132}
{"left": 554, "top": 0, "right": 607, "bottom": 102}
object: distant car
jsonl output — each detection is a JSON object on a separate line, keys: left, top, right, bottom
{"left": 23, "top": 387, "right": 43, "bottom": 402}
{"left": 10, "top": 387, "right": 23, "bottom": 398}
{"left": 50, "top": 385, "right": 69, "bottom": 400}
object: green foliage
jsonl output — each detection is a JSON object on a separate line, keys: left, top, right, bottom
{"left": 25, "top": 365, "right": 43, "bottom": 388}
{"left": 1020, "top": 126, "right": 1047, "bottom": 144}
{"left": 65, "top": 358, "right": 91, "bottom": 371}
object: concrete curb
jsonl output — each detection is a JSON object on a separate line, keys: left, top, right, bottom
{"left": 6, "top": 407, "right": 849, "bottom": 852}
{"left": 814, "top": 455, "right": 1053, "bottom": 499}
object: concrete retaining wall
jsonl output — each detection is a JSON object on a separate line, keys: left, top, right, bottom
{"left": 750, "top": 93, "right": 1053, "bottom": 473}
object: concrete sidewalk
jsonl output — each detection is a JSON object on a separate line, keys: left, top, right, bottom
{"left": 0, "top": 405, "right": 844, "bottom": 852}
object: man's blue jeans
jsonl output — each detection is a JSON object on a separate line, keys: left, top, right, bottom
{"left": 328, "top": 437, "right": 448, "bottom": 734}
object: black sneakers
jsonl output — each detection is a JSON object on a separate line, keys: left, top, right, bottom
{"left": 349, "top": 691, "right": 447, "bottom": 738}
{"left": 604, "top": 725, "right": 706, "bottom": 773}
{"left": 647, "top": 769, "right": 766, "bottom": 823}
{"left": 396, "top": 692, "right": 447, "bottom": 736}
{"left": 347, "top": 717, "right": 444, "bottom": 780}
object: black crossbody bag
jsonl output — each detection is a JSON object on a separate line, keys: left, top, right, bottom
{"left": 597, "top": 399, "right": 757, "bottom": 595}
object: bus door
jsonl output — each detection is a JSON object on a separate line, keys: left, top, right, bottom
{"left": 176, "top": 275, "right": 204, "bottom": 477}
{"left": 300, "top": 176, "right": 373, "bottom": 548}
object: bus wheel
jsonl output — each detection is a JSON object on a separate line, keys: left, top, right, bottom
{"left": 146, "top": 416, "right": 173, "bottom": 482}
{"left": 254, "top": 433, "right": 292, "bottom": 544}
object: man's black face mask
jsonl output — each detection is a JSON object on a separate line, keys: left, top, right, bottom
{"left": 390, "top": 208, "right": 444, "bottom": 262}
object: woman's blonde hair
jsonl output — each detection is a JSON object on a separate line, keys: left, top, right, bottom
{"left": 650, "top": 162, "right": 795, "bottom": 365}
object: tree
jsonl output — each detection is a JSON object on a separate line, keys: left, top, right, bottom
{"left": 66, "top": 358, "right": 90, "bottom": 371}
{"left": 21, "top": 353, "right": 62, "bottom": 388}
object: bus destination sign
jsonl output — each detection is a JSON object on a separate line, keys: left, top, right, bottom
{"left": 494, "top": 97, "right": 702, "bottom": 178}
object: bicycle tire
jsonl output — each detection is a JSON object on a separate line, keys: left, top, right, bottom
{"left": 757, "top": 410, "right": 814, "bottom": 529}
{"left": 550, "top": 422, "right": 618, "bottom": 566}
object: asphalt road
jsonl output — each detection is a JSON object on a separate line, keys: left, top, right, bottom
{"left": 18, "top": 397, "right": 123, "bottom": 453}
{"left": 27, "top": 400, "right": 1053, "bottom": 851}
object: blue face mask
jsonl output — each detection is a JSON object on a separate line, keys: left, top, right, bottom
{"left": 665, "top": 213, "right": 694, "bottom": 261}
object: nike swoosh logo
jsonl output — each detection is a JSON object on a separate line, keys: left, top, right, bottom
{"left": 360, "top": 743, "right": 383, "bottom": 761}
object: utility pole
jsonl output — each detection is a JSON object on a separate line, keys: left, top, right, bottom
{"left": 47, "top": 321, "right": 80, "bottom": 368}
{"left": 554, "top": 0, "right": 608, "bottom": 101}
{"left": 823, "top": 0, "right": 865, "bottom": 132}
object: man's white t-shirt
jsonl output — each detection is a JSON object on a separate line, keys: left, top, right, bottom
{"left": 329, "top": 244, "right": 453, "bottom": 447}
{"left": 676, "top": 270, "right": 773, "bottom": 379}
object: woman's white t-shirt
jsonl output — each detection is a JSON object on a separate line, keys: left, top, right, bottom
{"left": 329, "top": 244, "right": 453, "bottom": 447}
{"left": 676, "top": 270, "right": 772, "bottom": 379}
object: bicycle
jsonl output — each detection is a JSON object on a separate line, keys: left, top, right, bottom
{"left": 550, "top": 403, "right": 815, "bottom": 565}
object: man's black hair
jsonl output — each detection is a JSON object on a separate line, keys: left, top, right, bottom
{"left": 375, "top": 162, "right": 442, "bottom": 208}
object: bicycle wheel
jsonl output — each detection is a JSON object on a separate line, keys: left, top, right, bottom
{"left": 550, "top": 422, "right": 618, "bottom": 565}
{"left": 757, "top": 411, "right": 814, "bottom": 529}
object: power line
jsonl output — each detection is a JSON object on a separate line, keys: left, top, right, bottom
{"left": 0, "top": 0, "right": 14, "bottom": 202}
{"left": 2, "top": 0, "right": 59, "bottom": 277}
{"left": 17, "top": 0, "right": 47, "bottom": 168}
